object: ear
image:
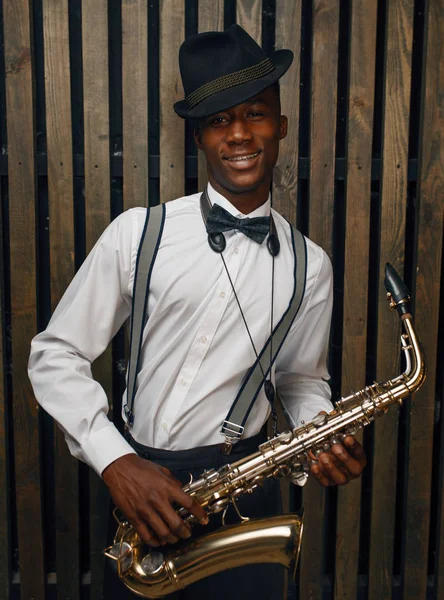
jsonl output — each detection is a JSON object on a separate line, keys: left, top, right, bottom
{"left": 194, "top": 127, "right": 203, "bottom": 149}
{"left": 279, "top": 115, "right": 288, "bottom": 140}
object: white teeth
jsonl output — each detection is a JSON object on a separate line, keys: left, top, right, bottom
{"left": 227, "top": 152, "right": 259, "bottom": 161}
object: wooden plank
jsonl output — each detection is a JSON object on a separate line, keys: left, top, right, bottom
{"left": 122, "top": 0, "right": 149, "bottom": 210}
{"left": 368, "top": 2, "right": 414, "bottom": 598}
{"left": 236, "top": 0, "right": 261, "bottom": 43}
{"left": 335, "top": 2, "right": 377, "bottom": 599}
{"left": 273, "top": 7, "right": 303, "bottom": 597}
{"left": 300, "top": 4, "right": 339, "bottom": 599}
{"left": 0, "top": 170, "right": 10, "bottom": 600}
{"left": 42, "top": 1, "right": 80, "bottom": 598}
{"left": 402, "top": 0, "right": 444, "bottom": 597}
{"left": 3, "top": 0, "right": 45, "bottom": 598}
{"left": 274, "top": 0, "right": 302, "bottom": 226}
{"left": 159, "top": 0, "right": 185, "bottom": 203}
{"left": 82, "top": 1, "right": 112, "bottom": 597}
{"left": 197, "top": 0, "right": 224, "bottom": 190}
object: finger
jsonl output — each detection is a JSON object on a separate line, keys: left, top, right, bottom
{"left": 157, "top": 503, "right": 192, "bottom": 541}
{"left": 318, "top": 453, "right": 349, "bottom": 485}
{"left": 310, "top": 459, "right": 334, "bottom": 487}
{"left": 343, "top": 437, "right": 367, "bottom": 465}
{"left": 131, "top": 518, "right": 162, "bottom": 547}
{"left": 172, "top": 489, "right": 209, "bottom": 525}
{"left": 331, "top": 442, "right": 366, "bottom": 477}
{"left": 139, "top": 505, "right": 181, "bottom": 545}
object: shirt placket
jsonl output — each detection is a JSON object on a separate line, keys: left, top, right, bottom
{"left": 156, "top": 231, "right": 246, "bottom": 445}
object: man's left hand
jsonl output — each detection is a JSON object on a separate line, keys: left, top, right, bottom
{"left": 309, "top": 435, "right": 367, "bottom": 487}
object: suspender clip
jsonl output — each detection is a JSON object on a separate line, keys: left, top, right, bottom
{"left": 124, "top": 406, "right": 134, "bottom": 431}
{"left": 220, "top": 421, "right": 244, "bottom": 455}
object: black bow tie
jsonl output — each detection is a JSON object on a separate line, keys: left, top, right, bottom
{"left": 205, "top": 204, "right": 270, "bottom": 244}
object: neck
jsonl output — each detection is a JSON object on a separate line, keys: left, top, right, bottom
{"left": 208, "top": 177, "right": 271, "bottom": 214}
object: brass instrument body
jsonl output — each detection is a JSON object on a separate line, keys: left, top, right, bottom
{"left": 109, "top": 514, "right": 303, "bottom": 598}
{"left": 105, "top": 265, "right": 426, "bottom": 598}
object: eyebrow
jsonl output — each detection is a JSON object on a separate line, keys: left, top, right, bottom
{"left": 246, "top": 97, "right": 269, "bottom": 106}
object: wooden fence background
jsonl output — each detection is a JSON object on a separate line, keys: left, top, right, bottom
{"left": 0, "top": 0, "right": 443, "bottom": 598}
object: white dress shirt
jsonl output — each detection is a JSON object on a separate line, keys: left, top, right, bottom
{"left": 28, "top": 184, "right": 334, "bottom": 476}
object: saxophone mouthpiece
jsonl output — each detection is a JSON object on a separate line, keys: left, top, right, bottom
{"left": 384, "top": 263, "right": 411, "bottom": 316}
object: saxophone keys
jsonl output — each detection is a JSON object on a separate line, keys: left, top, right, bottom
{"left": 231, "top": 499, "right": 250, "bottom": 522}
{"left": 312, "top": 413, "right": 328, "bottom": 427}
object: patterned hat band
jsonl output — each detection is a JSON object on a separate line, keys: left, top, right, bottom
{"left": 186, "top": 58, "right": 275, "bottom": 109}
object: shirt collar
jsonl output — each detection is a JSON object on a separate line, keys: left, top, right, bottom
{"left": 206, "top": 182, "right": 271, "bottom": 219}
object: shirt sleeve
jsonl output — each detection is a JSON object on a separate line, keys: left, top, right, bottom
{"left": 28, "top": 209, "right": 144, "bottom": 476}
{"left": 275, "top": 241, "right": 334, "bottom": 427}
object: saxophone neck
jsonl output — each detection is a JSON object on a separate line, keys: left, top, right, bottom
{"left": 401, "top": 314, "right": 427, "bottom": 394}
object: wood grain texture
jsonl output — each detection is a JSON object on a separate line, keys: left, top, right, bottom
{"left": 368, "top": 2, "right": 414, "bottom": 598}
{"left": 159, "top": 0, "right": 185, "bottom": 203}
{"left": 82, "top": 1, "right": 112, "bottom": 596}
{"left": 300, "top": 4, "right": 339, "bottom": 599}
{"left": 236, "top": 0, "right": 261, "bottom": 43}
{"left": 122, "top": 0, "right": 149, "bottom": 210}
{"left": 3, "top": 0, "right": 45, "bottom": 598}
{"left": 307, "top": 0, "right": 339, "bottom": 258}
{"left": 335, "top": 2, "right": 377, "bottom": 599}
{"left": 402, "top": 0, "right": 444, "bottom": 597}
{"left": 0, "top": 164, "right": 10, "bottom": 600}
{"left": 197, "top": 0, "right": 224, "bottom": 190}
{"left": 273, "top": 0, "right": 302, "bottom": 226}
{"left": 43, "top": 1, "right": 80, "bottom": 598}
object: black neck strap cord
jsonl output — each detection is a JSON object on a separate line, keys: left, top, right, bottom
{"left": 200, "top": 187, "right": 280, "bottom": 435}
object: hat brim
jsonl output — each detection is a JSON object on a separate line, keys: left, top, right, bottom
{"left": 173, "top": 49, "right": 294, "bottom": 119}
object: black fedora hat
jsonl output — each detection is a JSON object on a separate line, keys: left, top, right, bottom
{"left": 174, "top": 24, "right": 293, "bottom": 119}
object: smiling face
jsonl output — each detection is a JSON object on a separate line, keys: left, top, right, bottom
{"left": 194, "top": 85, "right": 288, "bottom": 213}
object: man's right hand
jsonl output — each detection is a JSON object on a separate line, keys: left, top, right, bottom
{"left": 102, "top": 454, "right": 209, "bottom": 547}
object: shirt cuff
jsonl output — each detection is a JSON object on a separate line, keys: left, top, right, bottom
{"left": 80, "top": 422, "right": 137, "bottom": 477}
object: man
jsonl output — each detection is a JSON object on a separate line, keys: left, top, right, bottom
{"left": 28, "top": 25, "right": 366, "bottom": 598}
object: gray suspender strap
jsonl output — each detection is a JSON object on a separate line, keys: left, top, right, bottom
{"left": 221, "top": 224, "right": 307, "bottom": 444}
{"left": 124, "top": 204, "right": 166, "bottom": 429}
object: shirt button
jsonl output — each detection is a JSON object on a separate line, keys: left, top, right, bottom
{"left": 162, "top": 422, "right": 168, "bottom": 431}
{"left": 220, "top": 291, "right": 226, "bottom": 298}
{"left": 234, "top": 247, "right": 239, "bottom": 254}
{"left": 201, "top": 336, "right": 207, "bottom": 344}
{"left": 181, "top": 379, "right": 187, "bottom": 386}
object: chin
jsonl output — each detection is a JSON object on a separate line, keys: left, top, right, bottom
{"left": 223, "top": 174, "right": 266, "bottom": 194}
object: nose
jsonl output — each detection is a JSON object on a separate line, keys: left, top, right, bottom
{"left": 225, "top": 118, "right": 252, "bottom": 145}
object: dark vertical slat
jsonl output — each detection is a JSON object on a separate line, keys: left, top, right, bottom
{"left": 402, "top": 0, "right": 444, "bottom": 596}
{"left": 300, "top": 3, "right": 339, "bottom": 599}
{"left": 3, "top": 0, "right": 46, "bottom": 598}
{"left": 197, "top": 0, "right": 224, "bottom": 190}
{"left": 368, "top": 2, "right": 414, "bottom": 599}
{"left": 334, "top": 2, "right": 377, "bottom": 599}
{"left": 274, "top": 0, "right": 302, "bottom": 227}
{"left": 159, "top": 0, "right": 185, "bottom": 203}
{"left": 82, "top": 1, "right": 112, "bottom": 597}
{"left": 42, "top": 1, "right": 79, "bottom": 598}
{"left": 438, "top": 380, "right": 444, "bottom": 598}
{"left": 0, "top": 179, "right": 10, "bottom": 600}
{"left": 236, "top": 0, "right": 261, "bottom": 43}
{"left": 122, "top": 0, "right": 149, "bottom": 210}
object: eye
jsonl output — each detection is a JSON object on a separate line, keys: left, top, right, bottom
{"left": 209, "top": 115, "right": 227, "bottom": 125}
{"left": 248, "top": 111, "right": 264, "bottom": 118}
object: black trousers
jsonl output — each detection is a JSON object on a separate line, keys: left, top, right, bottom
{"left": 103, "top": 433, "right": 285, "bottom": 600}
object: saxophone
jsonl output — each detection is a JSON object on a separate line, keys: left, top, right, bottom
{"left": 104, "top": 263, "right": 426, "bottom": 598}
